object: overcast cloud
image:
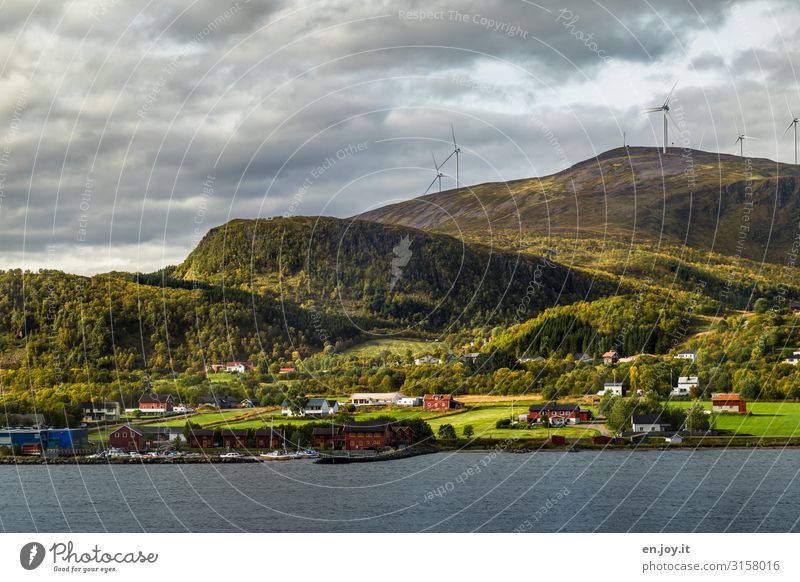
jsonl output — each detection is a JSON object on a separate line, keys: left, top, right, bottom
{"left": 1, "top": 0, "right": 799, "bottom": 274}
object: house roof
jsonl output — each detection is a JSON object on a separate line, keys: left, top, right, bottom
{"left": 424, "top": 393, "right": 453, "bottom": 400}
{"left": 632, "top": 413, "right": 668, "bottom": 424}
{"left": 189, "top": 429, "right": 214, "bottom": 437}
{"left": 529, "top": 404, "right": 581, "bottom": 412}
{"left": 254, "top": 429, "right": 282, "bottom": 437}
{"left": 711, "top": 393, "right": 744, "bottom": 401}
{"left": 113, "top": 424, "right": 143, "bottom": 436}
{"left": 139, "top": 393, "right": 172, "bottom": 404}
{"left": 344, "top": 420, "right": 392, "bottom": 433}
{"left": 220, "top": 429, "right": 248, "bottom": 436}
{"left": 312, "top": 427, "right": 340, "bottom": 436}
{"left": 305, "top": 398, "right": 336, "bottom": 408}
{"left": 350, "top": 392, "right": 403, "bottom": 400}
{"left": 677, "top": 349, "right": 697, "bottom": 355}
{"left": 602, "top": 351, "right": 618, "bottom": 357}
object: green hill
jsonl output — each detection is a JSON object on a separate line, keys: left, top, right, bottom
{"left": 358, "top": 147, "right": 800, "bottom": 263}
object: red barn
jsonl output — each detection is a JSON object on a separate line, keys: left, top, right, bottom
{"left": 527, "top": 404, "right": 592, "bottom": 425}
{"left": 254, "top": 429, "right": 282, "bottom": 449}
{"left": 221, "top": 429, "right": 248, "bottom": 449}
{"left": 712, "top": 393, "right": 747, "bottom": 414}
{"left": 108, "top": 425, "right": 143, "bottom": 451}
{"left": 188, "top": 428, "right": 215, "bottom": 448}
{"left": 423, "top": 394, "right": 464, "bottom": 411}
{"left": 138, "top": 393, "right": 174, "bottom": 414}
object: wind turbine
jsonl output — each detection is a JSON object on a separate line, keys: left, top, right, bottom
{"left": 423, "top": 153, "right": 444, "bottom": 195}
{"left": 644, "top": 81, "right": 677, "bottom": 154}
{"left": 441, "top": 124, "right": 461, "bottom": 187}
{"left": 784, "top": 102, "right": 799, "bottom": 165}
{"left": 735, "top": 133, "right": 758, "bottom": 158}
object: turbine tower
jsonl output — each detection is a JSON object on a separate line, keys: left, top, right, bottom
{"left": 784, "top": 102, "right": 799, "bottom": 165}
{"left": 644, "top": 81, "right": 677, "bottom": 154}
{"left": 423, "top": 153, "right": 444, "bottom": 195}
{"left": 735, "top": 133, "right": 757, "bottom": 158}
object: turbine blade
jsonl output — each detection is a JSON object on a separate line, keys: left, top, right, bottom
{"left": 441, "top": 151, "right": 455, "bottom": 165}
{"left": 663, "top": 80, "right": 678, "bottom": 107}
{"left": 787, "top": 96, "right": 795, "bottom": 120}
{"left": 431, "top": 152, "right": 439, "bottom": 170}
{"left": 742, "top": 135, "right": 759, "bottom": 140}
{"left": 644, "top": 107, "right": 663, "bottom": 113}
{"left": 784, "top": 121, "right": 796, "bottom": 135}
{"left": 451, "top": 123, "right": 457, "bottom": 148}
{"left": 423, "top": 175, "right": 438, "bottom": 195}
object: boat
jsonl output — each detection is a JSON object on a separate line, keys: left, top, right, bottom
{"left": 260, "top": 451, "right": 293, "bottom": 461}
{"left": 302, "top": 449, "right": 320, "bottom": 459}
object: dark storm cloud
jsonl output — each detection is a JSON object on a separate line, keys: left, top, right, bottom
{"left": 0, "top": 0, "right": 796, "bottom": 274}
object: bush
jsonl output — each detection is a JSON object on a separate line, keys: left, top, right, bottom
{"left": 437, "top": 424, "right": 457, "bottom": 440}
{"left": 463, "top": 425, "right": 475, "bottom": 438}
{"left": 495, "top": 418, "right": 512, "bottom": 429}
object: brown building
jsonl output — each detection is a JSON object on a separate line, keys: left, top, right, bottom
{"left": 188, "top": 428, "right": 215, "bottom": 448}
{"left": 343, "top": 422, "right": 414, "bottom": 450}
{"left": 423, "top": 394, "right": 463, "bottom": 411}
{"left": 254, "top": 429, "right": 282, "bottom": 449}
{"left": 220, "top": 429, "right": 249, "bottom": 449}
{"left": 711, "top": 393, "right": 747, "bottom": 414}
{"left": 108, "top": 425, "right": 143, "bottom": 451}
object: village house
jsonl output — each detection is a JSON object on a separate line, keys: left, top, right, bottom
{"left": 350, "top": 392, "right": 405, "bottom": 407}
{"left": 312, "top": 426, "right": 344, "bottom": 450}
{"left": 198, "top": 395, "right": 240, "bottom": 409}
{"left": 81, "top": 401, "right": 121, "bottom": 422}
{"left": 220, "top": 429, "right": 249, "bottom": 449}
{"left": 279, "top": 366, "right": 297, "bottom": 374}
{"left": 598, "top": 382, "right": 624, "bottom": 397}
{"left": 631, "top": 414, "right": 672, "bottom": 433}
{"left": 225, "top": 361, "right": 255, "bottom": 373}
{"left": 602, "top": 350, "right": 619, "bottom": 364}
{"left": 517, "top": 355, "right": 544, "bottom": 364}
{"left": 345, "top": 422, "right": 414, "bottom": 450}
{"left": 240, "top": 398, "right": 258, "bottom": 408}
{"left": 671, "top": 376, "right": 699, "bottom": 397}
{"left": 784, "top": 350, "right": 800, "bottom": 365}
{"left": 108, "top": 425, "right": 144, "bottom": 451}
{"left": 188, "top": 428, "right": 215, "bottom": 449}
{"left": 527, "top": 404, "right": 592, "bottom": 425}
{"left": 414, "top": 354, "right": 441, "bottom": 365}
{"left": 281, "top": 398, "right": 339, "bottom": 417}
{"left": 711, "top": 393, "right": 747, "bottom": 414}
{"left": 674, "top": 349, "right": 697, "bottom": 362}
{"left": 423, "top": 394, "right": 464, "bottom": 411}
{"left": 204, "top": 364, "right": 225, "bottom": 374}
{"left": 138, "top": 393, "right": 174, "bottom": 414}
{"left": 573, "top": 352, "right": 593, "bottom": 364}
{"left": 254, "top": 429, "right": 283, "bottom": 449}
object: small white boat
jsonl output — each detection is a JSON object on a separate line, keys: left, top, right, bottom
{"left": 302, "top": 449, "right": 320, "bottom": 459}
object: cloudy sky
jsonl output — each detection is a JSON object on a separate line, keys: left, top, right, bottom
{"left": 0, "top": 0, "right": 798, "bottom": 274}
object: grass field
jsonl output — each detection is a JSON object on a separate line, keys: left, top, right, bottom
{"left": 671, "top": 400, "right": 800, "bottom": 436}
{"left": 343, "top": 337, "right": 444, "bottom": 357}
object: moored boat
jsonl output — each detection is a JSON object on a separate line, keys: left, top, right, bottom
{"left": 260, "top": 451, "right": 293, "bottom": 461}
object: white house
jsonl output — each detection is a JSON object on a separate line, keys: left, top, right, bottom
{"left": 281, "top": 398, "right": 339, "bottom": 417}
{"left": 598, "top": 382, "right": 624, "bottom": 397}
{"left": 414, "top": 354, "right": 441, "bottom": 365}
{"left": 397, "top": 396, "right": 423, "bottom": 407}
{"left": 350, "top": 392, "right": 404, "bottom": 407}
{"left": 517, "top": 355, "right": 544, "bottom": 363}
{"left": 674, "top": 350, "right": 697, "bottom": 362}
{"left": 631, "top": 414, "right": 672, "bottom": 433}
{"left": 784, "top": 350, "right": 800, "bottom": 365}
{"left": 671, "top": 376, "right": 699, "bottom": 397}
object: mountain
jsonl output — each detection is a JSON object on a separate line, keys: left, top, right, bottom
{"left": 358, "top": 147, "right": 800, "bottom": 263}
{"left": 173, "top": 216, "right": 615, "bottom": 329}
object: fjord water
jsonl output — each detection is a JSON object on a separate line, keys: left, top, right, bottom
{"left": 2, "top": 450, "right": 798, "bottom": 532}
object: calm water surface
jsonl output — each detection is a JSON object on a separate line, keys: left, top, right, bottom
{"left": 1, "top": 450, "right": 799, "bottom": 532}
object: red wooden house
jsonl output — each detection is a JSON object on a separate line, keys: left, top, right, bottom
{"left": 312, "top": 426, "right": 345, "bottom": 450}
{"left": 108, "top": 425, "right": 143, "bottom": 451}
{"left": 254, "top": 429, "right": 282, "bottom": 449}
{"left": 138, "top": 393, "right": 174, "bottom": 414}
{"left": 711, "top": 393, "right": 747, "bottom": 414}
{"left": 602, "top": 350, "right": 619, "bottom": 364}
{"left": 220, "top": 429, "right": 249, "bottom": 449}
{"left": 343, "top": 422, "right": 414, "bottom": 450}
{"left": 188, "top": 428, "right": 215, "bottom": 448}
{"left": 527, "top": 404, "right": 592, "bottom": 425}
{"left": 423, "top": 394, "right": 464, "bottom": 411}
